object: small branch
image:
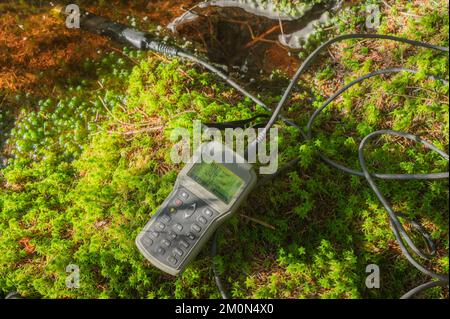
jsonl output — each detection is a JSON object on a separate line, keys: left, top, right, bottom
{"left": 240, "top": 214, "right": 276, "bottom": 230}
{"left": 245, "top": 25, "right": 281, "bottom": 49}
{"left": 381, "top": 0, "right": 423, "bottom": 18}
{"left": 120, "top": 126, "right": 163, "bottom": 135}
{"left": 98, "top": 96, "right": 130, "bottom": 126}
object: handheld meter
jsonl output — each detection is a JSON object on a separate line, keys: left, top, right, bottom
{"left": 136, "top": 142, "right": 257, "bottom": 275}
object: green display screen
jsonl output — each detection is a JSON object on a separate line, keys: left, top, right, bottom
{"left": 187, "top": 162, "right": 244, "bottom": 204}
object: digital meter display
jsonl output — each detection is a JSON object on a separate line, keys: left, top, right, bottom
{"left": 187, "top": 162, "right": 244, "bottom": 204}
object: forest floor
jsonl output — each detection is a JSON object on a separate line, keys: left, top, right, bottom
{"left": 0, "top": 0, "right": 448, "bottom": 299}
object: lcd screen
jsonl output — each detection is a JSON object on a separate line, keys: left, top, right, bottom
{"left": 187, "top": 162, "right": 244, "bottom": 204}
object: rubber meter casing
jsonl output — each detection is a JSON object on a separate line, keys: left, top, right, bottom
{"left": 136, "top": 142, "right": 257, "bottom": 275}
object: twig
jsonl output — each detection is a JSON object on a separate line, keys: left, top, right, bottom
{"left": 367, "top": 92, "right": 448, "bottom": 104}
{"left": 120, "top": 126, "right": 163, "bottom": 135}
{"left": 245, "top": 25, "right": 281, "bottom": 49}
{"left": 98, "top": 97, "right": 132, "bottom": 126}
{"left": 152, "top": 52, "right": 194, "bottom": 81}
{"left": 240, "top": 214, "right": 276, "bottom": 230}
{"left": 381, "top": 0, "right": 423, "bottom": 18}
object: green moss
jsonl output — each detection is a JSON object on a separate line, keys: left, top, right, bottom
{"left": 0, "top": 0, "right": 448, "bottom": 299}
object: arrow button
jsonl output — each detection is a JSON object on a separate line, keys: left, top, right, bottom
{"left": 184, "top": 202, "right": 197, "bottom": 218}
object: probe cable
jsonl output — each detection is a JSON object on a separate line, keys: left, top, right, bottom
{"left": 204, "top": 35, "right": 449, "bottom": 299}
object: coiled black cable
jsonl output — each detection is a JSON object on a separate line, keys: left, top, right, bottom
{"left": 249, "top": 34, "right": 449, "bottom": 153}
{"left": 203, "top": 34, "right": 449, "bottom": 299}
{"left": 359, "top": 130, "right": 449, "bottom": 298}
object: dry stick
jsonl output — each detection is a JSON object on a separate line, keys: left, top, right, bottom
{"left": 328, "top": 48, "right": 338, "bottom": 62}
{"left": 98, "top": 97, "right": 154, "bottom": 127}
{"left": 180, "top": 4, "right": 208, "bottom": 18}
{"left": 0, "top": 93, "right": 7, "bottom": 107}
{"left": 120, "top": 126, "right": 163, "bottom": 135}
{"left": 98, "top": 96, "right": 131, "bottom": 126}
{"left": 257, "top": 38, "right": 280, "bottom": 45}
{"left": 274, "top": 18, "right": 293, "bottom": 52}
{"left": 152, "top": 52, "right": 194, "bottom": 81}
{"left": 381, "top": 0, "right": 423, "bottom": 18}
{"left": 240, "top": 214, "right": 277, "bottom": 230}
{"left": 278, "top": 17, "right": 285, "bottom": 38}
{"left": 366, "top": 92, "right": 448, "bottom": 104}
{"left": 220, "top": 18, "right": 255, "bottom": 38}
{"left": 245, "top": 25, "right": 281, "bottom": 49}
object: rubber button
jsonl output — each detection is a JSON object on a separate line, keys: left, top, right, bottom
{"left": 191, "top": 224, "right": 201, "bottom": 233}
{"left": 173, "top": 248, "right": 183, "bottom": 256}
{"left": 156, "top": 222, "right": 165, "bottom": 230}
{"left": 168, "top": 256, "right": 177, "bottom": 265}
{"left": 204, "top": 208, "right": 213, "bottom": 217}
{"left": 179, "top": 190, "right": 189, "bottom": 199}
{"left": 174, "top": 199, "right": 183, "bottom": 207}
{"left": 161, "top": 239, "right": 171, "bottom": 247}
{"left": 168, "top": 232, "right": 177, "bottom": 240}
{"left": 157, "top": 247, "right": 165, "bottom": 255}
{"left": 180, "top": 240, "right": 189, "bottom": 248}
{"left": 184, "top": 203, "right": 197, "bottom": 218}
{"left": 187, "top": 232, "right": 196, "bottom": 240}
{"left": 149, "top": 231, "right": 159, "bottom": 239}
{"left": 142, "top": 237, "right": 153, "bottom": 248}
{"left": 174, "top": 223, "right": 183, "bottom": 232}
{"left": 160, "top": 215, "right": 171, "bottom": 223}
{"left": 197, "top": 216, "right": 207, "bottom": 224}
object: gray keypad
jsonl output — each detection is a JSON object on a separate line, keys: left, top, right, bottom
{"left": 143, "top": 187, "right": 217, "bottom": 268}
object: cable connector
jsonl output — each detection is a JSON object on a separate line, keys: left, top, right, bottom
{"left": 145, "top": 40, "right": 179, "bottom": 57}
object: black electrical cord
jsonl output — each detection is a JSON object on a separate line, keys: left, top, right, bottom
{"left": 248, "top": 34, "right": 449, "bottom": 153}
{"left": 210, "top": 231, "right": 230, "bottom": 299}
{"left": 207, "top": 35, "right": 449, "bottom": 299}
{"left": 359, "top": 130, "right": 449, "bottom": 298}
{"left": 176, "top": 51, "right": 302, "bottom": 130}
